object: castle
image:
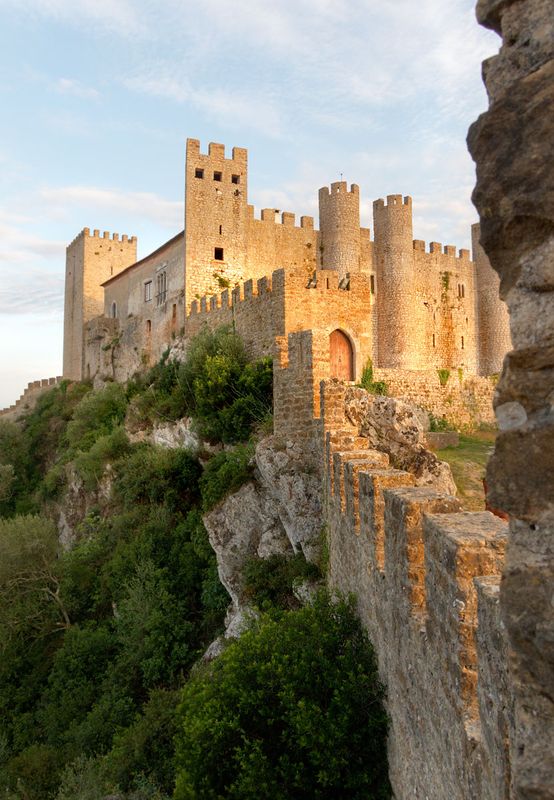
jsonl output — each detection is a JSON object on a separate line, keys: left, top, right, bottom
{"left": 62, "top": 138, "right": 510, "bottom": 402}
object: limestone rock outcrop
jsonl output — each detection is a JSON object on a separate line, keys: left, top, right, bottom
{"left": 344, "top": 387, "right": 457, "bottom": 496}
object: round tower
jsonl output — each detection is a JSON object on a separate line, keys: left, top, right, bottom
{"left": 318, "top": 182, "right": 361, "bottom": 279}
{"left": 373, "top": 195, "right": 420, "bottom": 369}
{"left": 472, "top": 223, "right": 512, "bottom": 374}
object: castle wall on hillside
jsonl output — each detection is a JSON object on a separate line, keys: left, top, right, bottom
{"left": 320, "top": 380, "right": 514, "bottom": 800}
{"left": 0, "top": 377, "right": 64, "bottom": 421}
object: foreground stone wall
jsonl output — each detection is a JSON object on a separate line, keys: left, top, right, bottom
{"left": 321, "top": 379, "right": 513, "bottom": 800}
{"left": 467, "top": 1, "right": 554, "bottom": 796}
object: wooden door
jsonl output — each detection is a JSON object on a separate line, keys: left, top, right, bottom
{"left": 330, "top": 329, "right": 354, "bottom": 381}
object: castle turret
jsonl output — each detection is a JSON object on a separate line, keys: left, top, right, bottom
{"left": 318, "top": 182, "right": 361, "bottom": 278}
{"left": 373, "top": 195, "right": 420, "bottom": 369}
{"left": 63, "top": 228, "right": 137, "bottom": 380}
{"left": 472, "top": 223, "right": 511, "bottom": 374}
{"left": 184, "top": 138, "right": 249, "bottom": 313}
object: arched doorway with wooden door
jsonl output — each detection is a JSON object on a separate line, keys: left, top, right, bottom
{"left": 329, "top": 329, "right": 354, "bottom": 381}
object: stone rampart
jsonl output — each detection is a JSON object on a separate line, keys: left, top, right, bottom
{"left": 320, "top": 379, "right": 513, "bottom": 800}
{"left": 0, "top": 376, "right": 64, "bottom": 421}
{"left": 373, "top": 367, "right": 497, "bottom": 428}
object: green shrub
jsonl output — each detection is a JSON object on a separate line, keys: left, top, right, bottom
{"left": 199, "top": 445, "right": 253, "bottom": 512}
{"left": 102, "top": 688, "right": 179, "bottom": 793}
{"left": 358, "top": 359, "right": 387, "bottom": 396}
{"left": 428, "top": 413, "right": 454, "bottom": 433}
{"left": 54, "top": 755, "right": 108, "bottom": 800}
{"left": 243, "top": 553, "right": 321, "bottom": 610}
{"left": 75, "top": 426, "right": 131, "bottom": 490}
{"left": 174, "top": 594, "right": 390, "bottom": 799}
{"left": 65, "top": 383, "right": 128, "bottom": 453}
{"left": 437, "top": 368, "right": 450, "bottom": 387}
{"left": 115, "top": 446, "right": 201, "bottom": 511}
{"left": 2, "top": 743, "right": 60, "bottom": 799}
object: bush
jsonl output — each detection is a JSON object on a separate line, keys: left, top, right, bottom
{"left": 115, "top": 446, "right": 201, "bottom": 511}
{"left": 65, "top": 383, "right": 128, "bottom": 453}
{"left": 75, "top": 426, "right": 131, "bottom": 490}
{"left": 358, "top": 359, "right": 387, "bottom": 396}
{"left": 2, "top": 743, "right": 60, "bottom": 799}
{"left": 428, "top": 413, "right": 454, "bottom": 432}
{"left": 174, "top": 594, "right": 390, "bottom": 799}
{"left": 199, "top": 445, "right": 253, "bottom": 512}
{"left": 243, "top": 553, "right": 321, "bottom": 610}
{"left": 437, "top": 368, "right": 450, "bottom": 387}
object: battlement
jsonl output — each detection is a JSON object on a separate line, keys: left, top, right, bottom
{"left": 186, "top": 137, "right": 247, "bottom": 163}
{"left": 246, "top": 204, "right": 315, "bottom": 230}
{"left": 412, "top": 239, "right": 472, "bottom": 260}
{"left": 373, "top": 194, "right": 412, "bottom": 210}
{"left": 0, "top": 376, "right": 64, "bottom": 420}
{"left": 319, "top": 181, "right": 360, "bottom": 198}
{"left": 321, "top": 379, "right": 511, "bottom": 797}
{"left": 67, "top": 228, "right": 137, "bottom": 249}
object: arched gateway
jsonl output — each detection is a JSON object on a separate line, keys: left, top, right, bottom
{"left": 329, "top": 329, "right": 354, "bottom": 381}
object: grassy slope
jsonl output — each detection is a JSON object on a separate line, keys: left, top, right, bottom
{"left": 437, "top": 431, "right": 497, "bottom": 512}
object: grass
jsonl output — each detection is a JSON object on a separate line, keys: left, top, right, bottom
{"left": 437, "top": 430, "right": 497, "bottom": 511}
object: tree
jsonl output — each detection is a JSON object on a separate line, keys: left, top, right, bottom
{"left": 174, "top": 595, "right": 391, "bottom": 800}
{"left": 0, "top": 515, "right": 70, "bottom": 645}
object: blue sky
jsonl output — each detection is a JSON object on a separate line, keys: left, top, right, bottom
{"left": 0, "top": 0, "right": 498, "bottom": 407}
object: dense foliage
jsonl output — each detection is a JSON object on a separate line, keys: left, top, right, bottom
{"left": 174, "top": 595, "right": 390, "bottom": 799}
{"left": 128, "top": 326, "right": 273, "bottom": 443}
{"left": 0, "top": 327, "right": 390, "bottom": 798}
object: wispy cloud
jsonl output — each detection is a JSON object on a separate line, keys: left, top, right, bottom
{"left": 39, "top": 186, "right": 182, "bottom": 230}
{"left": 55, "top": 77, "right": 100, "bottom": 99}
{"left": 2, "top": 0, "right": 147, "bottom": 38}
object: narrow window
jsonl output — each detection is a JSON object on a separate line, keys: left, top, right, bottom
{"left": 231, "top": 174, "right": 240, "bottom": 184}
{"left": 432, "top": 334, "right": 436, "bottom": 348}
{"left": 213, "top": 171, "right": 222, "bottom": 182}
{"left": 214, "top": 247, "right": 224, "bottom": 261}
{"left": 370, "top": 275, "right": 375, "bottom": 294}
{"left": 111, "top": 301, "right": 117, "bottom": 319}
{"left": 219, "top": 224, "right": 223, "bottom": 235}
{"left": 195, "top": 168, "right": 204, "bottom": 179}
{"left": 144, "top": 280, "right": 152, "bottom": 302}
{"left": 172, "top": 304, "right": 177, "bottom": 329}
{"left": 461, "top": 336, "right": 465, "bottom": 349}
{"left": 156, "top": 272, "right": 167, "bottom": 306}
{"left": 146, "top": 319, "right": 152, "bottom": 335}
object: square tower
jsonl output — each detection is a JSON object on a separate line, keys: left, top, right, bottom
{"left": 184, "top": 139, "right": 249, "bottom": 314}
{"left": 63, "top": 229, "right": 137, "bottom": 380}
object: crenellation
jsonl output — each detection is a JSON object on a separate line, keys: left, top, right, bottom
{"left": 413, "top": 239, "right": 426, "bottom": 251}
{"left": 430, "top": 241, "right": 442, "bottom": 253}
{"left": 444, "top": 245, "right": 456, "bottom": 256}
{"left": 208, "top": 141, "right": 225, "bottom": 159}
{"left": 282, "top": 211, "right": 295, "bottom": 226}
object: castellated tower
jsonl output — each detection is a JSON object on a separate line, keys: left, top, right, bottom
{"left": 63, "top": 229, "right": 137, "bottom": 380}
{"left": 318, "top": 182, "right": 361, "bottom": 278}
{"left": 472, "top": 223, "right": 511, "bottom": 374}
{"left": 373, "top": 195, "right": 421, "bottom": 369}
{"left": 184, "top": 138, "right": 248, "bottom": 313}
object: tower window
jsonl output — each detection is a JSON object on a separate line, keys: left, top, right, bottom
{"left": 156, "top": 271, "right": 167, "bottom": 306}
{"left": 144, "top": 280, "right": 152, "bottom": 302}
{"left": 219, "top": 224, "right": 223, "bottom": 235}
{"left": 458, "top": 283, "right": 465, "bottom": 298}
{"left": 461, "top": 336, "right": 465, "bottom": 349}
{"left": 214, "top": 247, "right": 224, "bottom": 261}
{"left": 231, "top": 174, "right": 240, "bottom": 184}
{"left": 370, "top": 275, "right": 375, "bottom": 294}
{"left": 213, "top": 171, "right": 222, "bottom": 182}
{"left": 432, "top": 334, "right": 436, "bottom": 348}
{"left": 146, "top": 319, "right": 152, "bottom": 335}
{"left": 195, "top": 168, "right": 204, "bottom": 179}
{"left": 111, "top": 301, "right": 117, "bottom": 319}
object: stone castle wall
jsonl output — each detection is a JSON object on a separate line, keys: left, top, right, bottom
{"left": 0, "top": 376, "right": 64, "bottom": 421}
{"left": 319, "top": 379, "right": 513, "bottom": 800}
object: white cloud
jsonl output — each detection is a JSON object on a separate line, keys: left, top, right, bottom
{"left": 55, "top": 78, "right": 100, "bottom": 99}
{"left": 39, "top": 186, "right": 183, "bottom": 230}
{"left": 1, "top": 0, "right": 147, "bottom": 38}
